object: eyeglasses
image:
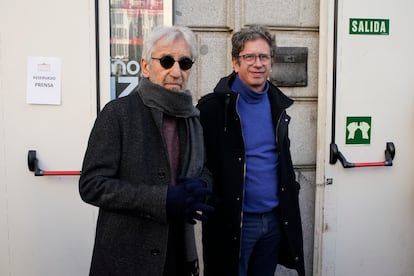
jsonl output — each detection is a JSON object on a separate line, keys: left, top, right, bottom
{"left": 151, "top": 55, "right": 194, "bottom": 71}
{"left": 238, "top": 54, "right": 272, "bottom": 65}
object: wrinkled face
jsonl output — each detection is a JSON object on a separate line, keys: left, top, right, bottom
{"left": 232, "top": 38, "right": 272, "bottom": 92}
{"left": 141, "top": 37, "right": 193, "bottom": 92}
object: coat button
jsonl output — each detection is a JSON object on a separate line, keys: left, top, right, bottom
{"left": 158, "top": 171, "right": 166, "bottom": 178}
{"left": 294, "top": 256, "right": 299, "bottom": 262}
{"left": 284, "top": 221, "right": 289, "bottom": 226}
{"left": 281, "top": 187, "right": 285, "bottom": 192}
{"left": 236, "top": 197, "right": 240, "bottom": 201}
{"left": 151, "top": 249, "right": 161, "bottom": 256}
{"left": 237, "top": 157, "right": 242, "bottom": 162}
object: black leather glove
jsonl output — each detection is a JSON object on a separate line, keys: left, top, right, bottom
{"left": 166, "top": 177, "right": 214, "bottom": 224}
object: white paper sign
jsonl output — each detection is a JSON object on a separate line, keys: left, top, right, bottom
{"left": 26, "top": 56, "right": 62, "bottom": 105}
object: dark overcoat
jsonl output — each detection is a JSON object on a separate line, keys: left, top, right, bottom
{"left": 197, "top": 72, "right": 305, "bottom": 276}
{"left": 79, "top": 90, "right": 210, "bottom": 276}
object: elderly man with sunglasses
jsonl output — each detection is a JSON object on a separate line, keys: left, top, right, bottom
{"left": 79, "top": 25, "right": 214, "bottom": 276}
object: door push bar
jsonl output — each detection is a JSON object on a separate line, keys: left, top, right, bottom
{"left": 27, "top": 150, "right": 81, "bottom": 176}
{"left": 329, "top": 142, "right": 395, "bottom": 168}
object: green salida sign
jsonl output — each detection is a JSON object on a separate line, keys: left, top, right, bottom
{"left": 349, "top": 18, "right": 389, "bottom": 35}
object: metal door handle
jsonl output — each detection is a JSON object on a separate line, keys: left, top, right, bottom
{"left": 27, "top": 150, "right": 81, "bottom": 176}
{"left": 329, "top": 142, "right": 395, "bottom": 168}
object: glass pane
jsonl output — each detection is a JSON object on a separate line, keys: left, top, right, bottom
{"left": 110, "top": 0, "right": 166, "bottom": 99}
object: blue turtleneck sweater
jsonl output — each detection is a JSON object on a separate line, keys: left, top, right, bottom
{"left": 231, "top": 75, "right": 279, "bottom": 213}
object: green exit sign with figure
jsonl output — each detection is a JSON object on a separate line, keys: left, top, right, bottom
{"left": 350, "top": 18, "right": 389, "bottom": 35}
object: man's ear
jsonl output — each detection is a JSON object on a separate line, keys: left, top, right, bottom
{"left": 141, "top": 58, "right": 150, "bottom": 78}
{"left": 231, "top": 57, "right": 239, "bottom": 73}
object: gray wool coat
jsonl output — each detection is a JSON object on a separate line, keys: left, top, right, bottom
{"left": 79, "top": 88, "right": 211, "bottom": 276}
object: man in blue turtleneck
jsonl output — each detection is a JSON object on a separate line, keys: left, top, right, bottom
{"left": 198, "top": 25, "right": 305, "bottom": 276}
{"left": 232, "top": 75, "right": 280, "bottom": 215}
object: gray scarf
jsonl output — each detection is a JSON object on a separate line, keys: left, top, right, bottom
{"left": 137, "top": 77, "right": 204, "bottom": 177}
{"left": 137, "top": 77, "right": 204, "bottom": 263}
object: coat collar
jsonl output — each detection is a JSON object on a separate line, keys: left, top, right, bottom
{"left": 212, "top": 71, "right": 293, "bottom": 110}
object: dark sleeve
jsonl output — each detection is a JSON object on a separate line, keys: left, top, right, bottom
{"left": 78, "top": 102, "right": 168, "bottom": 223}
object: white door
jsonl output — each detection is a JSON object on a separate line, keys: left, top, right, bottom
{"left": 317, "top": 0, "right": 414, "bottom": 275}
{"left": 0, "top": 1, "right": 100, "bottom": 275}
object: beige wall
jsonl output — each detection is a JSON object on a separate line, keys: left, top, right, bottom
{"left": 0, "top": 0, "right": 98, "bottom": 275}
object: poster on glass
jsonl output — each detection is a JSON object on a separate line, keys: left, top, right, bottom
{"left": 110, "top": 0, "right": 172, "bottom": 99}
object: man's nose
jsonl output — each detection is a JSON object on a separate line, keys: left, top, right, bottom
{"left": 169, "top": 61, "right": 182, "bottom": 76}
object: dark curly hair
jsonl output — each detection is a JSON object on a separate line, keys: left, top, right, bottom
{"left": 231, "top": 25, "right": 276, "bottom": 59}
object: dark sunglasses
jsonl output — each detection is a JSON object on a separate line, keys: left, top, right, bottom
{"left": 151, "top": 55, "right": 194, "bottom": 71}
